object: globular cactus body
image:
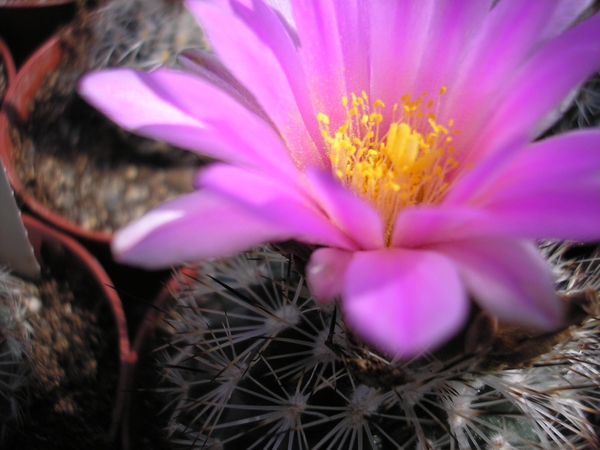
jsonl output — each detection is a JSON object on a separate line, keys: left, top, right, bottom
{"left": 156, "top": 246, "right": 600, "bottom": 450}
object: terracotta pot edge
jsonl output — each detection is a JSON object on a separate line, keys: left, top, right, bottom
{"left": 0, "top": 34, "right": 112, "bottom": 244}
{"left": 0, "top": 0, "right": 73, "bottom": 7}
{"left": 0, "top": 36, "right": 16, "bottom": 100}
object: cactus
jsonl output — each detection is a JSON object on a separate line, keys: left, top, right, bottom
{"left": 153, "top": 244, "right": 600, "bottom": 450}
{"left": 573, "top": 72, "right": 600, "bottom": 128}
{"left": 0, "top": 269, "right": 41, "bottom": 433}
{"left": 548, "top": 70, "right": 600, "bottom": 134}
{"left": 76, "top": 0, "right": 205, "bottom": 71}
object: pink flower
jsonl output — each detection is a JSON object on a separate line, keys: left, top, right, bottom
{"left": 80, "top": 0, "right": 600, "bottom": 357}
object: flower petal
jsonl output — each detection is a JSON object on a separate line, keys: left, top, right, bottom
{"left": 450, "top": 131, "right": 600, "bottom": 241}
{"left": 431, "top": 238, "right": 563, "bottom": 329}
{"left": 466, "top": 9, "right": 600, "bottom": 161}
{"left": 392, "top": 206, "right": 491, "bottom": 248}
{"left": 178, "top": 49, "right": 270, "bottom": 121}
{"left": 342, "top": 249, "right": 468, "bottom": 357}
{"left": 264, "top": 0, "right": 293, "bottom": 23}
{"left": 435, "top": 1, "right": 600, "bottom": 164}
{"left": 331, "top": 0, "right": 371, "bottom": 98}
{"left": 540, "top": 0, "right": 594, "bottom": 41}
{"left": 112, "top": 190, "right": 293, "bottom": 269}
{"left": 450, "top": 0, "right": 567, "bottom": 110}
{"left": 79, "top": 68, "right": 299, "bottom": 177}
{"left": 306, "top": 247, "right": 353, "bottom": 301}
{"left": 290, "top": 0, "right": 347, "bottom": 126}
{"left": 187, "top": 0, "right": 325, "bottom": 168}
{"left": 196, "top": 164, "right": 358, "bottom": 250}
{"left": 369, "top": 0, "right": 437, "bottom": 110}
{"left": 305, "top": 168, "right": 384, "bottom": 249}
{"left": 410, "top": 0, "right": 491, "bottom": 99}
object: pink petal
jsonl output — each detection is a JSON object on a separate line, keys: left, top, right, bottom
{"left": 290, "top": 0, "right": 349, "bottom": 127}
{"left": 449, "top": 131, "right": 600, "bottom": 241}
{"left": 306, "top": 247, "right": 353, "bottom": 301}
{"left": 196, "top": 164, "right": 358, "bottom": 250}
{"left": 431, "top": 238, "right": 563, "bottom": 329}
{"left": 395, "top": 127, "right": 598, "bottom": 311}
{"left": 305, "top": 169, "right": 384, "bottom": 250}
{"left": 291, "top": 0, "right": 400, "bottom": 124}
{"left": 395, "top": 190, "right": 600, "bottom": 248}
{"left": 540, "top": 0, "right": 594, "bottom": 42}
{"left": 444, "top": 136, "right": 530, "bottom": 207}
{"left": 331, "top": 0, "right": 370, "bottom": 98}
{"left": 479, "top": 184, "right": 600, "bottom": 242}
{"left": 450, "top": 0, "right": 565, "bottom": 109}
{"left": 342, "top": 249, "right": 468, "bottom": 357}
{"left": 369, "top": 0, "right": 437, "bottom": 110}
{"left": 187, "top": 0, "right": 325, "bottom": 168}
{"left": 392, "top": 206, "right": 491, "bottom": 248}
{"left": 410, "top": 0, "right": 491, "bottom": 100}
{"left": 481, "top": 130, "right": 600, "bottom": 190}
{"left": 436, "top": 0, "right": 553, "bottom": 159}
{"left": 178, "top": 49, "right": 270, "bottom": 122}
{"left": 436, "top": 2, "right": 600, "bottom": 164}
{"left": 79, "top": 68, "right": 299, "bottom": 178}
{"left": 264, "top": 0, "right": 293, "bottom": 23}
{"left": 466, "top": 10, "right": 600, "bottom": 162}
{"left": 112, "top": 190, "right": 293, "bottom": 269}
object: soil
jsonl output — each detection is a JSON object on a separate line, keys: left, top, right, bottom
{"left": 1, "top": 242, "right": 119, "bottom": 450}
{"left": 10, "top": 1, "right": 207, "bottom": 234}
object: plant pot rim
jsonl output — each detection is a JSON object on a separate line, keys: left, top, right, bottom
{"left": 0, "top": 36, "right": 16, "bottom": 102}
{"left": 21, "top": 213, "right": 133, "bottom": 441}
{"left": 0, "top": 0, "right": 73, "bottom": 7}
{"left": 0, "top": 34, "right": 112, "bottom": 244}
{"left": 119, "top": 268, "right": 181, "bottom": 450}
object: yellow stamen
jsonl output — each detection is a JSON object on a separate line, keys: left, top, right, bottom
{"left": 318, "top": 90, "right": 462, "bottom": 245}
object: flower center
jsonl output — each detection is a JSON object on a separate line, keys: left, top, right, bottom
{"left": 318, "top": 88, "right": 461, "bottom": 243}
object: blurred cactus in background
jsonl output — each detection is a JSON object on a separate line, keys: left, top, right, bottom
{"left": 73, "top": 0, "right": 204, "bottom": 71}
{"left": 0, "top": 270, "right": 41, "bottom": 438}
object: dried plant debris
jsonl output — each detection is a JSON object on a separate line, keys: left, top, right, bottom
{"left": 144, "top": 245, "right": 600, "bottom": 450}
{"left": 11, "top": 0, "right": 207, "bottom": 234}
{"left": 0, "top": 252, "right": 119, "bottom": 449}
